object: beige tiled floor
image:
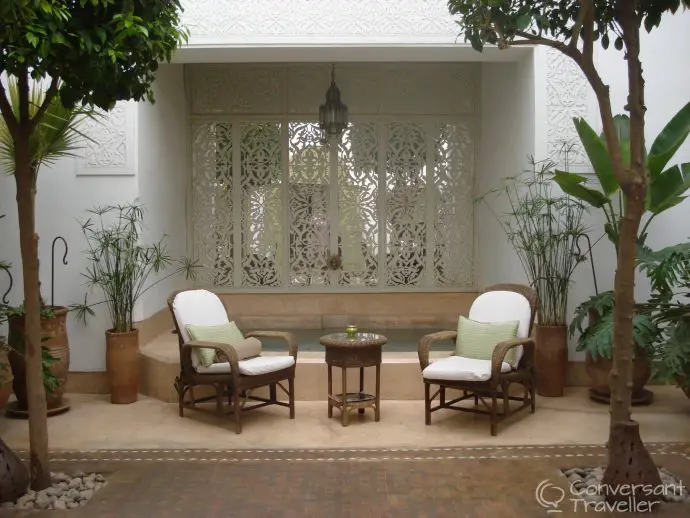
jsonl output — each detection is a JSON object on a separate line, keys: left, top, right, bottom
{"left": 1, "top": 387, "right": 688, "bottom": 451}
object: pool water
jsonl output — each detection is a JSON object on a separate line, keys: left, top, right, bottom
{"left": 258, "top": 328, "right": 456, "bottom": 353}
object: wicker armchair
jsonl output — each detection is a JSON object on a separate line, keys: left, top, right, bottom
{"left": 418, "top": 284, "right": 537, "bottom": 436}
{"left": 168, "top": 289, "right": 297, "bottom": 434}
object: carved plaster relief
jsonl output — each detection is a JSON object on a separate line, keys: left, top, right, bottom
{"left": 546, "top": 48, "right": 590, "bottom": 168}
{"left": 181, "top": 0, "right": 459, "bottom": 41}
{"left": 76, "top": 101, "right": 136, "bottom": 176}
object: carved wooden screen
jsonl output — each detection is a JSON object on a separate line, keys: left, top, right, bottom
{"left": 188, "top": 63, "right": 476, "bottom": 291}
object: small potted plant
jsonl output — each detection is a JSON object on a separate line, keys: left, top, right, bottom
{"left": 73, "top": 203, "right": 198, "bottom": 404}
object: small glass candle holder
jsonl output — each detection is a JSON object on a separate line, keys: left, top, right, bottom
{"left": 346, "top": 324, "right": 358, "bottom": 338}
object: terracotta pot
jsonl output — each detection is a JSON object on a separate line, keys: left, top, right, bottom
{"left": 535, "top": 324, "right": 568, "bottom": 397}
{"left": 584, "top": 351, "right": 652, "bottom": 401}
{"left": 106, "top": 328, "right": 140, "bottom": 404}
{"left": 8, "top": 307, "right": 70, "bottom": 411}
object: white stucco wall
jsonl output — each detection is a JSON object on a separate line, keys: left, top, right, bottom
{"left": 0, "top": 98, "right": 140, "bottom": 371}
{"left": 474, "top": 56, "right": 536, "bottom": 289}
{"left": 136, "top": 64, "right": 190, "bottom": 319}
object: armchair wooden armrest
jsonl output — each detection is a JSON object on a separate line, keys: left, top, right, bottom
{"left": 184, "top": 340, "right": 241, "bottom": 376}
{"left": 418, "top": 330, "right": 457, "bottom": 370}
{"left": 490, "top": 337, "right": 535, "bottom": 379}
{"left": 245, "top": 331, "right": 298, "bottom": 359}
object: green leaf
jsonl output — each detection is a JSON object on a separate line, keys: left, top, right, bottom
{"left": 648, "top": 101, "right": 690, "bottom": 177}
{"left": 516, "top": 14, "right": 530, "bottom": 30}
{"left": 553, "top": 171, "right": 609, "bottom": 208}
{"left": 649, "top": 163, "right": 690, "bottom": 214}
{"left": 573, "top": 118, "right": 619, "bottom": 195}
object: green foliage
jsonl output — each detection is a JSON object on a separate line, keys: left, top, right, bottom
{"left": 637, "top": 242, "right": 690, "bottom": 387}
{"left": 553, "top": 104, "right": 690, "bottom": 249}
{"left": 447, "top": 1, "right": 690, "bottom": 53}
{"left": 6, "top": 330, "right": 60, "bottom": 394}
{"left": 569, "top": 291, "right": 658, "bottom": 360}
{"left": 477, "top": 153, "right": 588, "bottom": 325}
{"left": 0, "top": 79, "right": 97, "bottom": 178}
{"left": 0, "top": 1, "right": 188, "bottom": 109}
{"left": 72, "top": 203, "right": 199, "bottom": 333}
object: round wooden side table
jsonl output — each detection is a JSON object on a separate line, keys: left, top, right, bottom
{"left": 319, "top": 332, "right": 387, "bottom": 426}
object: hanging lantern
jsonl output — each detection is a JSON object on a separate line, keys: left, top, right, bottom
{"left": 319, "top": 64, "right": 348, "bottom": 143}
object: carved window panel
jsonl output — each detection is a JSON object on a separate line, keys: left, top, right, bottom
{"left": 191, "top": 118, "right": 475, "bottom": 291}
{"left": 288, "top": 122, "right": 331, "bottom": 287}
{"left": 384, "top": 123, "right": 428, "bottom": 287}
{"left": 240, "top": 122, "right": 284, "bottom": 288}
{"left": 191, "top": 122, "right": 234, "bottom": 287}
{"left": 433, "top": 122, "right": 474, "bottom": 287}
{"left": 337, "top": 122, "right": 379, "bottom": 287}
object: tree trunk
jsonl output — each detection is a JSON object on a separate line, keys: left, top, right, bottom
{"left": 14, "top": 131, "right": 51, "bottom": 491}
{"left": 602, "top": 0, "right": 658, "bottom": 495}
{"left": 603, "top": 421, "right": 661, "bottom": 506}
{"left": 608, "top": 192, "right": 643, "bottom": 425}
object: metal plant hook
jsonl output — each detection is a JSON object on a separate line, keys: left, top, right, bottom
{"left": 1, "top": 268, "right": 12, "bottom": 304}
{"left": 51, "top": 236, "right": 69, "bottom": 307}
{"left": 574, "top": 233, "right": 598, "bottom": 295}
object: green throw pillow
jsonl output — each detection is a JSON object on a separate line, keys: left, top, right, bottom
{"left": 186, "top": 322, "right": 245, "bottom": 367}
{"left": 456, "top": 316, "right": 519, "bottom": 367}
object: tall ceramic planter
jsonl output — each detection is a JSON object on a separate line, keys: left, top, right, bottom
{"left": 7, "top": 306, "right": 70, "bottom": 414}
{"left": 535, "top": 324, "right": 568, "bottom": 397}
{"left": 106, "top": 328, "right": 140, "bottom": 404}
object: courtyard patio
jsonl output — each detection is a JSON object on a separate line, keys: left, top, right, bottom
{"left": 1, "top": 387, "right": 689, "bottom": 451}
{"left": 1, "top": 387, "right": 689, "bottom": 516}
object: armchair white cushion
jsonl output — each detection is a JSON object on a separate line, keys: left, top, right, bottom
{"left": 196, "top": 356, "right": 295, "bottom": 376}
{"left": 172, "top": 289, "right": 295, "bottom": 376}
{"left": 422, "top": 290, "right": 532, "bottom": 382}
{"left": 467, "top": 290, "right": 532, "bottom": 367}
{"left": 423, "top": 356, "right": 512, "bottom": 382}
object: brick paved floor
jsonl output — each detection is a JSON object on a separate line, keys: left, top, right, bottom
{"left": 3, "top": 443, "right": 689, "bottom": 518}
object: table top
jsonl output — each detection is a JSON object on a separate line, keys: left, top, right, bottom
{"left": 319, "top": 332, "right": 388, "bottom": 348}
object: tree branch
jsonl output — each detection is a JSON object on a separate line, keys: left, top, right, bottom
{"left": 28, "top": 77, "right": 59, "bottom": 132}
{"left": 513, "top": 30, "right": 582, "bottom": 62}
{"left": 0, "top": 77, "right": 19, "bottom": 138}
{"left": 582, "top": 1, "right": 595, "bottom": 63}
{"left": 570, "top": 0, "right": 593, "bottom": 50}
{"left": 17, "top": 69, "right": 30, "bottom": 125}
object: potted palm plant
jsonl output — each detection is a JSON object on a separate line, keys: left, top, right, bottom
{"left": 554, "top": 105, "right": 690, "bottom": 403}
{"left": 73, "top": 203, "right": 198, "bottom": 404}
{"left": 477, "top": 151, "right": 588, "bottom": 397}
{"left": 0, "top": 79, "right": 93, "bottom": 415}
